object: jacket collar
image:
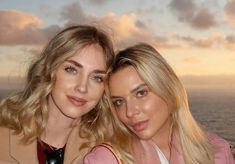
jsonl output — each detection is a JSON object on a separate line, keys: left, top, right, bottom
{"left": 9, "top": 126, "right": 90, "bottom": 164}
{"left": 133, "top": 133, "right": 185, "bottom": 164}
{"left": 63, "top": 125, "right": 89, "bottom": 164}
{"left": 10, "top": 130, "right": 38, "bottom": 163}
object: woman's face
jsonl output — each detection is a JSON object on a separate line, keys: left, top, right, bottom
{"left": 49, "top": 44, "right": 107, "bottom": 120}
{"left": 109, "top": 66, "right": 171, "bottom": 140}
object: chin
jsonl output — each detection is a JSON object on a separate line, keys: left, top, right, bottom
{"left": 135, "top": 131, "right": 154, "bottom": 140}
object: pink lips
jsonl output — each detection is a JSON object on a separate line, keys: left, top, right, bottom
{"left": 132, "top": 120, "right": 148, "bottom": 132}
{"left": 67, "top": 95, "right": 87, "bottom": 107}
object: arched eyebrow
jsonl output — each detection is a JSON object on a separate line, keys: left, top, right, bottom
{"left": 110, "top": 83, "right": 147, "bottom": 99}
{"left": 130, "top": 83, "right": 147, "bottom": 94}
{"left": 65, "top": 59, "right": 82, "bottom": 68}
{"left": 65, "top": 59, "right": 107, "bottom": 74}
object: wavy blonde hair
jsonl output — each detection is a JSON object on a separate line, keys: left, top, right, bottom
{"left": 107, "top": 43, "right": 213, "bottom": 164}
{"left": 0, "top": 25, "right": 114, "bottom": 148}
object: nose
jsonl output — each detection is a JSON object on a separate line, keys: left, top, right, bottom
{"left": 126, "top": 98, "right": 140, "bottom": 118}
{"left": 75, "top": 76, "right": 88, "bottom": 94}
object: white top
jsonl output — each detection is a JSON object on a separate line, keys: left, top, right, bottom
{"left": 153, "top": 143, "right": 169, "bottom": 164}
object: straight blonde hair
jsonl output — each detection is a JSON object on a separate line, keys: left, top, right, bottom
{"left": 107, "top": 43, "right": 213, "bottom": 164}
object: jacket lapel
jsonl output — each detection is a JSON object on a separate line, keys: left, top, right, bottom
{"left": 133, "top": 134, "right": 185, "bottom": 164}
{"left": 133, "top": 138, "right": 161, "bottom": 164}
{"left": 10, "top": 130, "right": 38, "bottom": 163}
{"left": 170, "top": 133, "right": 185, "bottom": 164}
{"left": 63, "top": 126, "right": 90, "bottom": 164}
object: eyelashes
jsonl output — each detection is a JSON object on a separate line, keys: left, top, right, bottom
{"left": 136, "top": 89, "right": 148, "bottom": 97}
{"left": 112, "top": 99, "right": 125, "bottom": 107}
{"left": 91, "top": 75, "right": 105, "bottom": 83}
{"left": 111, "top": 87, "right": 149, "bottom": 110}
{"left": 64, "top": 65, "right": 105, "bottom": 83}
{"left": 64, "top": 66, "right": 77, "bottom": 74}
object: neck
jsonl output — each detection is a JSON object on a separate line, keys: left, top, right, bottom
{"left": 40, "top": 95, "right": 78, "bottom": 149}
{"left": 151, "top": 117, "right": 173, "bottom": 161}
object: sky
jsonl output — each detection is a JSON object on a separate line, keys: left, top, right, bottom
{"left": 0, "top": 0, "right": 235, "bottom": 78}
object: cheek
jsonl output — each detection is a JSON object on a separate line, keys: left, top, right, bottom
{"left": 53, "top": 77, "right": 72, "bottom": 93}
{"left": 54, "top": 71, "right": 72, "bottom": 88}
{"left": 116, "top": 110, "right": 127, "bottom": 123}
{"left": 90, "top": 84, "right": 105, "bottom": 98}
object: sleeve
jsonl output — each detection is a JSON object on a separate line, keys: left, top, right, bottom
{"left": 208, "top": 132, "right": 235, "bottom": 164}
{"left": 223, "top": 142, "right": 235, "bottom": 164}
{"left": 83, "top": 146, "right": 120, "bottom": 164}
{"left": 0, "top": 127, "right": 15, "bottom": 163}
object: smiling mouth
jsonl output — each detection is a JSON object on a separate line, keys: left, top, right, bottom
{"left": 132, "top": 120, "right": 148, "bottom": 132}
{"left": 67, "top": 96, "right": 87, "bottom": 107}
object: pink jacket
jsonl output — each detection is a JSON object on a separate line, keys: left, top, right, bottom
{"left": 83, "top": 132, "right": 235, "bottom": 164}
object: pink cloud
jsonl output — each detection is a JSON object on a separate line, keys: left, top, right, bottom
{"left": 59, "top": 2, "right": 182, "bottom": 50}
{"left": 0, "top": 10, "right": 60, "bottom": 45}
{"left": 173, "top": 33, "right": 224, "bottom": 48}
{"left": 224, "top": 0, "right": 235, "bottom": 25}
{"left": 225, "top": 35, "right": 235, "bottom": 50}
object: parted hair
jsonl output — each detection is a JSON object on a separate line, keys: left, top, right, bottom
{"left": 107, "top": 43, "right": 213, "bottom": 164}
{"left": 0, "top": 25, "right": 114, "bottom": 148}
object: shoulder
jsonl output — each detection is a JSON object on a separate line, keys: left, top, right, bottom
{"left": 0, "top": 126, "right": 14, "bottom": 162}
{"left": 83, "top": 145, "right": 119, "bottom": 164}
{"left": 0, "top": 126, "right": 10, "bottom": 148}
{"left": 0, "top": 126, "right": 10, "bottom": 136}
{"left": 207, "top": 132, "right": 235, "bottom": 164}
{"left": 208, "top": 132, "right": 232, "bottom": 151}
{"left": 208, "top": 132, "right": 230, "bottom": 147}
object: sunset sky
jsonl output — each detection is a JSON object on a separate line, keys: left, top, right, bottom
{"left": 1, "top": 0, "right": 235, "bottom": 77}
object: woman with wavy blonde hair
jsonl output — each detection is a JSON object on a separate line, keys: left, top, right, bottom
{"left": 84, "top": 43, "right": 234, "bottom": 164}
{"left": 0, "top": 25, "right": 114, "bottom": 164}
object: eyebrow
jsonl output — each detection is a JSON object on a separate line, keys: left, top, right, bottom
{"left": 111, "top": 83, "right": 147, "bottom": 99}
{"left": 130, "top": 83, "right": 147, "bottom": 94}
{"left": 65, "top": 59, "right": 107, "bottom": 74}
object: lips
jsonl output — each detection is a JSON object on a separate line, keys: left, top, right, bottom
{"left": 67, "top": 95, "right": 87, "bottom": 107}
{"left": 132, "top": 120, "right": 148, "bottom": 132}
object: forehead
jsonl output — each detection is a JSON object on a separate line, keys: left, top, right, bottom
{"left": 109, "top": 66, "right": 144, "bottom": 95}
{"left": 68, "top": 44, "right": 106, "bottom": 69}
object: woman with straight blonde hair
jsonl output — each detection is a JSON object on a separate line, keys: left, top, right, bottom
{"left": 84, "top": 43, "right": 234, "bottom": 164}
{"left": 0, "top": 25, "right": 114, "bottom": 164}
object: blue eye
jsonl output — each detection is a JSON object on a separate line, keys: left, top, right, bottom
{"left": 92, "top": 75, "right": 104, "bottom": 83}
{"left": 65, "top": 66, "right": 77, "bottom": 74}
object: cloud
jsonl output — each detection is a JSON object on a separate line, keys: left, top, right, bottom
{"left": 59, "top": 2, "right": 180, "bottom": 50}
{"left": 168, "top": 0, "right": 217, "bottom": 30}
{"left": 136, "top": 6, "right": 161, "bottom": 15}
{"left": 0, "top": 10, "right": 60, "bottom": 45}
{"left": 0, "top": 2, "right": 186, "bottom": 50}
{"left": 135, "top": 20, "right": 148, "bottom": 29}
{"left": 168, "top": 0, "right": 196, "bottom": 22}
{"left": 191, "top": 8, "right": 217, "bottom": 29}
{"left": 86, "top": 0, "right": 108, "bottom": 5}
{"left": 225, "top": 34, "right": 235, "bottom": 50}
{"left": 224, "top": 0, "right": 235, "bottom": 25}
{"left": 173, "top": 33, "right": 223, "bottom": 48}
{"left": 100, "top": 13, "right": 184, "bottom": 50}
{"left": 226, "top": 35, "right": 235, "bottom": 43}
{"left": 60, "top": 2, "right": 88, "bottom": 26}
{"left": 5, "top": 53, "right": 21, "bottom": 62}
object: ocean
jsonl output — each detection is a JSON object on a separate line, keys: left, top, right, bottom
{"left": 0, "top": 87, "right": 234, "bottom": 146}
{"left": 188, "top": 88, "right": 235, "bottom": 146}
